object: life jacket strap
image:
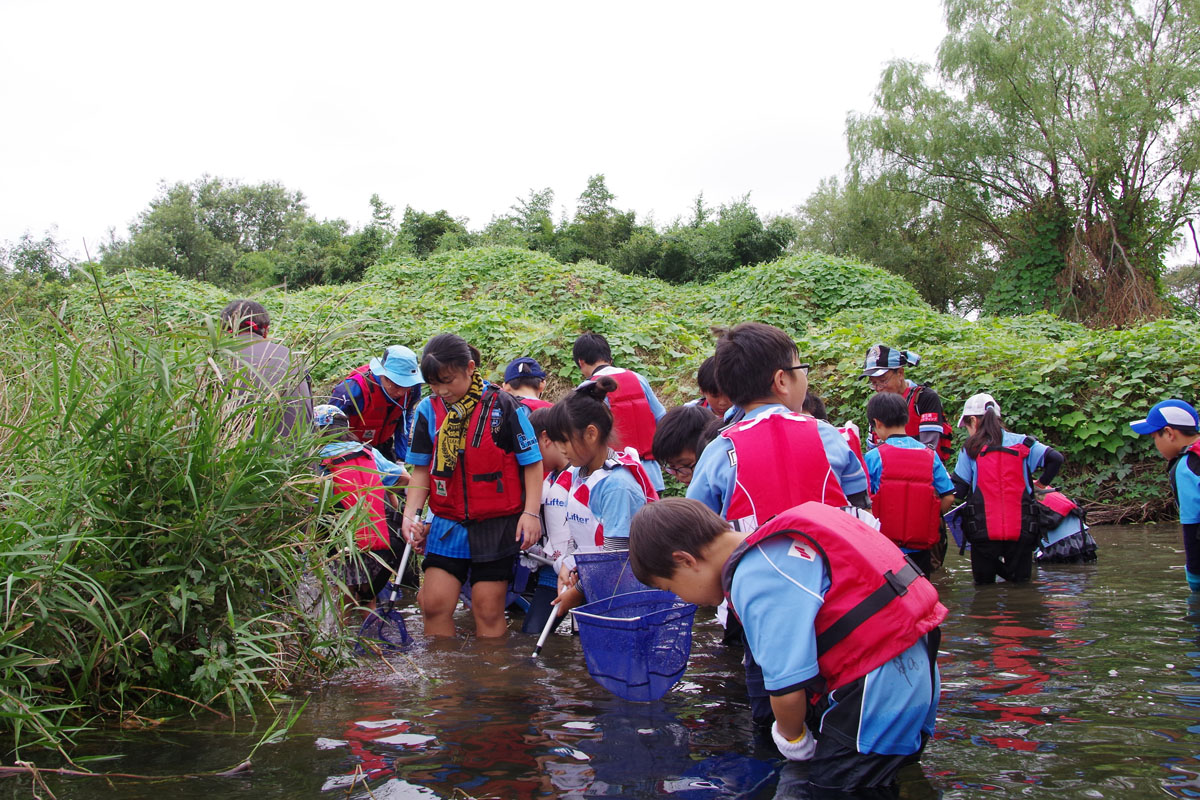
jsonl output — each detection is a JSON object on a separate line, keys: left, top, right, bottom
{"left": 815, "top": 559, "right": 922, "bottom": 655}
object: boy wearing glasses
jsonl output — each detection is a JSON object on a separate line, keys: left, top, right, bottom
{"left": 686, "top": 322, "right": 869, "bottom": 534}
{"left": 1130, "top": 399, "right": 1200, "bottom": 591}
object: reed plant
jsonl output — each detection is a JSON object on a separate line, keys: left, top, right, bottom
{"left": 0, "top": 274, "right": 358, "bottom": 758}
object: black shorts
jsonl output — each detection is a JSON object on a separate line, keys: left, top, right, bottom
{"left": 423, "top": 552, "right": 515, "bottom": 586}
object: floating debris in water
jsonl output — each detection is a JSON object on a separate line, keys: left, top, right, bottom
{"left": 376, "top": 733, "right": 436, "bottom": 746}
{"left": 355, "top": 719, "right": 409, "bottom": 728}
{"left": 314, "top": 737, "right": 347, "bottom": 750}
{"left": 563, "top": 721, "right": 596, "bottom": 730}
{"left": 550, "top": 746, "right": 590, "bottom": 761}
{"left": 661, "top": 778, "right": 722, "bottom": 792}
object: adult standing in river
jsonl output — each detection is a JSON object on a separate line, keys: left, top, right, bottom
{"left": 330, "top": 345, "right": 424, "bottom": 463}
{"left": 860, "top": 343, "right": 954, "bottom": 463}
{"left": 220, "top": 299, "right": 313, "bottom": 438}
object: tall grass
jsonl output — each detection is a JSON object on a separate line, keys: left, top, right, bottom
{"left": 0, "top": 274, "right": 356, "bottom": 758}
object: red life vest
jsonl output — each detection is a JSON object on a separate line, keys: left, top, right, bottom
{"left": 343, "top": 365, "right": 403, "bottom": 447}
{"left": 721, "top": 410, "right": 848, "bottom": 531}
{"left": 518, "top": 396, "right": 553, "bottom": 412}
{"left": 966, "top": 437, "right": 1036, "bottom": 543}
{"left": 905, "top": 385, "right": 954, "bottom": 463}
{"left": 428, "top": 388, "right": 524, "bottom": 522}
{"left": 600, "top": 367, "right": 658, "bottom": 461}
{"left": 839, "top": 425, "right": 869, "bottom": 482}
{"left": 871, "top": 443, "right": 942, "bottom": 549}
{"left": 721, "top": 502, "right": 946, "bottom": 694}
{"left": 322, "top": 448, "right": 390, "bottom": 551}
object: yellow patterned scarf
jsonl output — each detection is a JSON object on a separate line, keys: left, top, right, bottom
{"left": 433, "top": 369, "right": 484, "bottom": 479}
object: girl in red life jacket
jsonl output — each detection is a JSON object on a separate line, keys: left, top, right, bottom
{"left": 951, "top": 393, "right": 1065, "bottom": 585}
{"left": 401, "top": 334, "right": 544, "bottom": 639}
{"left": 541, "top": 376, "right": 659, "bottom": 616}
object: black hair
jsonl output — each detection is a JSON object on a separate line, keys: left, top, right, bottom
{"left": 572, "top": 333, "right": 612, "bottom": 366}
{"left": 543, "top": 375, "right": 618, "bottom": 445}
{"left": 698, "top": 415, "right": 724, "bottom": 452}
{"left": 867, "top": 391, "right": 909, "bottom": 430}
{"left": 629, "top": 498, "right": 730, "bottom": 584}
{"left": 220, "top": 299, "right": 269, "bottom": 335}
{"left": 420, "top": 333, "right": 478, "bottom": 383}
{"left": 715, "top": 322, "right": 799, "bottom": 407}
{"left": 527, "top": 406, "right": 552, "bottom": 438}
{"left": 964, "top": 407, "right": 1006, "bottom": 459}
{"left": 506, "top": 375, "right": 544, "bottom": 391}
{"left": 802, "top": 391, "right": 828, "bottom": 421}
{"left": 652, "top": 405, "right": 713, "bottom": 464}
{"left": 1165, "top": 424, "right": 1200, "bottom": 437}
{"left": 696, "top": 356, "right": 721, "bottom": 396}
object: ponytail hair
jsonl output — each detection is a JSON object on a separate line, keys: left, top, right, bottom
{"left": 420, "top": 333, "right": 477, "bottom": 383}
{"left": 543, "top": 375, "right": 618, "bottom": 445}
{"left": 964, "top": 407, "right": 1006, "bottom": 459}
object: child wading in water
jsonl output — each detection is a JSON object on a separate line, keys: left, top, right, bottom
{"left": 541, "top": 376, "right": 658, "bottom": 620}
{"left": 402, "top": 334, "right": 543, "bottom": 638}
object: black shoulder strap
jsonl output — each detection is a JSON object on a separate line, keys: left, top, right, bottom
{"left": 815, "top": 559, "right": 923, "bottom": 655}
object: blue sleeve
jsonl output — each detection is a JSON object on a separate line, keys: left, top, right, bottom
{"left": 1026, "top": 439, "right": 1048, "bottom": 473}
{"left": 592, "top": 470, "right": 647, "bottom": 541}
{"left": 730, "top": 538, "right": 828, "bottom": 693}
{"left": 637, "top": 373, "right": 667, "bottom": 421}
{"left": 406, "top": 400, "right": 435, "bottom": 467}
{"left": 1178, "top": 459, "right": 1200, "bottom": 525}
{"left": 329, "top": 378, "right": 364, "bottom": 414}
{"left": 953, "top": 449, "right": 975, "bottom": 489}
{"left": 371, "top": 448, "right": 408, "bottom": 488}
{"left": 511, "top": 403, "right": 543, "bottom": 466}
{"left": 864, "top": 449, "right": 883, "bottom": 494}
{"left": 817, "top": 420, "right": 867, "bottom": 496}
{"left": 686, "top": 437, "right": 734, "bottom": 516}
{"left": 931, "top": 453, "right": 955, "bottom": 496}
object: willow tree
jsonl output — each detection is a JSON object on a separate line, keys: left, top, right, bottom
{"left": 848, "top": 0, "right": 1200, "bottom": 326}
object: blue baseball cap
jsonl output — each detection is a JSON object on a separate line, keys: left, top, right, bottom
{"left": 504, "top": 356, "right": 546, "bottom": 383}
{"left": 1129, "top": 399, "right": 1200, "bottom": 434}
{"left": 861, "top": 344, "right": 920, "bottom": 378}
{"left": 369, "top": 345, "right": 424, "bottom": 387}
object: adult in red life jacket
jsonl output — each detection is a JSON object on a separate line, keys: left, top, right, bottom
{"left": 540, "top": 377, "right": 659, "bottom": 623}
{"left": 330, "top": 345, "right": 424, "bottom": 463}
{"left": 628, "top": 498, "right": 945, "bottom": 793}
{"left": 952, "top": 393, "right": 1065, "bottom": 585}
{"left": 501, "top": 356, "right": 553, "bottom": 412}
{"left": 863, "top": 392, "right": 956, "bottom": 575}
{"left": 313, "top": 404, "right": 409, "bottom": 612}
{"left": 401, "top": 334, "right": 544, "bottom": 638}
{"left": 220, "top": 299, "right": 313, "bottom": 438}
{"left": 572, "top": 333, "right": 667, "bottom": 492}
{"left": 861, "top": 343, "right": 954, "bottom": 463}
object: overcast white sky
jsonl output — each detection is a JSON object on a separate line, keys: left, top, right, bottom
{"left": 0, "top": 0, "right": 948, "bottom": 259}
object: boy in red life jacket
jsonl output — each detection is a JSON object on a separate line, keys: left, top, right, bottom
{"left": 690, "top": 355, "right": 734, "bottom": 418}
{"left": 329, "top": 345, "right": 424, "bottom": 463}
{"left": 1129, "top": 399, "right": 1200, "bottom": 591}
{"left": 572, "top": 333, "right": 667, "bottom": 492}
{"left": 686, "top": 323, "right": 869, "bottom": 530}
{"left": 864, "top": 392, "right": 956, "bottom": 575}
{"left": 502, "top": 356, "right": 553, "bottom": 411}
{"left": 628, "top": 498, "right": 944, "bottom": 793}
{"left": 861, "top": 343, "right": 954, "bottom": 463}
{"left": 313, "top": 404, "right": 410, "bottom": 614}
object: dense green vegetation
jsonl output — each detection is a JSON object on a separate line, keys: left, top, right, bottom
{"left": 3, "top": 243, "right": 1199, "bottom": 759}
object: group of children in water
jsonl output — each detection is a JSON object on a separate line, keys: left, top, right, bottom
{"left": 281, "top": 311, "right": 1200, "bottom": 794}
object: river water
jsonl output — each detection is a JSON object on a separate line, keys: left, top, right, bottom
{"left": 20, "top": 523, "right": 1200, "bottom": 800}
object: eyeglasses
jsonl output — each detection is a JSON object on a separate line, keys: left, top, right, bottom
{"left": 781, "top": 363, "right": 810, "bottom": 376}
{"left": 664, "top": 461, "right": 695, "bottom": 478}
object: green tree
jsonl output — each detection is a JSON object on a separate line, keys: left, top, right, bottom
{"left": 1, "top": 230, "right": 72, "bottom": 281}
{"left": 848, "top": 0, "right": 1200, "bottom": 326}
{"left": 791, "top": 177, "right": 988, "bottom": 312}
{"left": 398, "top": 207, "right": 471, "bottom": 258}
{"left": 554, "top": 175, "right": 637, "bottom": 264}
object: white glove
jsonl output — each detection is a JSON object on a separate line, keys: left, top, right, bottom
{"left": 771, "top": 720, "right": 817, "bottom": 761}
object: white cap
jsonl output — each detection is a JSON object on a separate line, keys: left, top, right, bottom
{"left": 958, "top": 393, "right": 1001, "bottom": 428}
